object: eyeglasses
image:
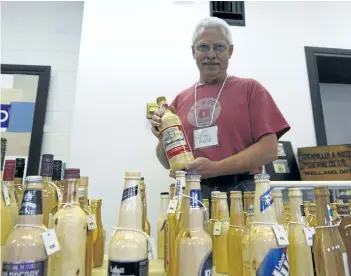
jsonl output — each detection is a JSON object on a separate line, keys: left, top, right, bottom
{"left": 195, "top": 43, "right": 228, "bottom": 53}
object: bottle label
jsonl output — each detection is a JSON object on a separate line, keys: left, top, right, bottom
{"left": 198, "top": 251, "right": 213, "bottom": 276}
{"left": 19, "top": 189, "right": 43, "bottom": 215}
{"left": 300, "top": 204, "right": 306, "bottom": 216}
{"left": 256, "top": 248, "right": 289, "bottom": 276}
{"left": 260, "top": 189, "right": 273, "bottom": 212}
{"left": 108, "top": 259, "right": 148, "bottom": 276}
{"left": 121, "top": 186, "right": 138, "bottom": 201}
{"left": 2, "top": 260, "right": 47, "bottom": 276}
{"left": 190, "top": 189, "right": 201, "bottom": 209}
{"left": 160, "top": 125, "right": 191, "bottom": 159}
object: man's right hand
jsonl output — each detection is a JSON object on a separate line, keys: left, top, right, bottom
{"left": 151, "top": 109, "right": 162, "bottom": 138}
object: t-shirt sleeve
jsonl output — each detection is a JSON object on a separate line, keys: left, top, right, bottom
{"left": 249, "top": 80, "right": 290, "bottom": 141}
{"left": 170, "top": 95, "right": 178, "bottom": 111}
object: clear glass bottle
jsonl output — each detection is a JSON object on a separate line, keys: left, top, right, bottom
{"left": 272, "top": 189, "right": 288, "bottom": 229}
{"left": 337, "top": 203, "right": 351, "bottom": 270}
{"left": 156, "top": 96, "right": 194, "bottom": 172}
{"left": 13, "top": 158, "right": 25, "bottom": 208}
{"left": 2, "top": 176, "right": 48, "bottom": 276}
{"left": 91, "top": 199, "right": 105, "bottom": 268}
{"left": 178, "top": 172, "right": 212, "bottom": 276}
{"left": 157, "top": 192, "right": 169, "bottom": 260}
{"left": 51, "top": 168, "right": 87, "bottom": 276}
{"left": 108, "top": 171, "right": 148, "bottom": 276}
{"left": 214, "top": 192, "right": 229, "bottom": 273}
{"left": 249, "top": 174, "right": 289, "bottom": 274}
{"left": 313, "top": 186, "right": 350, "bottom": 276}
{"left": 227, "top": 191, "right": 245, "bottom": 276}
{"left": 288, "top": 188, "right": 314, "bottom": 276}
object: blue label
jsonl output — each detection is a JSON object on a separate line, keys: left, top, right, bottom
{"left": 260, "top": 189, "right": 273, "bottom": 212}
{"left": 0, "top": 104, "right": 11, "bottom": 128}
{"left": 190, "top": 189, "right": 201, "bottom": 209}
{"left": 121, "top": 186, "right": 138, "bottom": 201}
{"left": 256, "top": 248, "right": 289, "bottom": 276}
{"left": 2, "top": 260, "right": 47, "bottom": 276}
{"left": 198, "top": 251, "right": 212, "bottom": 276}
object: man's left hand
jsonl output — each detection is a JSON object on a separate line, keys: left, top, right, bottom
{"left": 185, "top": 157, "right": 219, "bottom": 178}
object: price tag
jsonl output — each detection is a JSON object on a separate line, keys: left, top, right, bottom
{"left": 167, "top": 200, "right": 178, "bottom": 214}
{"left": 3, "top": 184, "right": 11, "bottom": 206}
{"left": 303, "top": 227, "right": 315, "bottom": 247}
{"left": 147, "top": 237, "right": 157, "bottom": 260}
{"left": 41, "top": 229, "right": 60, "bottom": 255}
{"left": 272, "top": 225, "right": 289, "bottom": 246}
{"left": 86, "top": 214, "right": 97, "bottom": 230}
{"left": 213, "top": 222, "right": 222, "bottom": 236}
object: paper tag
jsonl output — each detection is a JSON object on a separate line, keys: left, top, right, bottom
{"left": 86, "top": 214, "right": 97, "bottom": 230}
{"left": 213, "top": 222, "right": 222, "bottom": 236}
{"left": 303, "top": 227, "right": 315, "bottom": 247}
{"left": 272, "top": 225, "right": 289, "bottom": 246}
{"left": 41, "top": 229, "right": 60, "bottom": 255}
{"left": 3, "top": 184, "right": 11, "bottom": 206}
{"left": 167, "top": 200, "right": 178, "bottom": 214}
{"left": 147, "top": 237, "right": 157, "bottom": 260}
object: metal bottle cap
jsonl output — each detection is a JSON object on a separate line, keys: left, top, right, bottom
{"left": 64, "top": 168, "right": 80, "bottom": 180}
{"left": 25, "top": 175, "right": 43, "bottom": 183}
{"left": 40, "top": 154, "right": 54, "bottom": 177}
{"left": 52, "top": 160, "right": 62, "bottom": 181}
{"left": 3, "top": 160, "right": 16, "bottom": 181}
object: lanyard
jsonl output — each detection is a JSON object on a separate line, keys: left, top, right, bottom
{"left": 194, "top": 75, "right": 229, "bottom": 128}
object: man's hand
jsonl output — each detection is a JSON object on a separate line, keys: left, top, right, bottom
{"left": 150, "top": 106, "right": 176, "bottom": 138}
{"left": 185, "top": 157, "right": 218, "bottom": 178}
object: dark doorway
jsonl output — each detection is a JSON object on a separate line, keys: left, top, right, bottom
{"left": 305, "top": 46, "right": 351, "bottom": 146}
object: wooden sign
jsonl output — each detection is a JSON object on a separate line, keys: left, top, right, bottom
{"left": 297, "top": 144, "right": 351, "bottom": 180}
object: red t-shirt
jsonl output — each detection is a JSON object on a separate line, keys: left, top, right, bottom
{"left": 171, "top": 76, "right": 290, "bottom": 164}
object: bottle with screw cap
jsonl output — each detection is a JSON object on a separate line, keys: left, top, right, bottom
{"left": 14, "top": 158, "right": 26, "bottom": 208}
{"left": 157, "top": 192, "right": 170, "bottom": 260}
{"left": 2, "top": 176, "right": 48, "bottom": 276}
{"left": 108, "top": 171, "right": 148, "bottom": 276}
{"left": 156, "top": 96, "right": 194, "bottom": 172}
{"left": 51, "top": 168, "right": 87, "bottom": 276}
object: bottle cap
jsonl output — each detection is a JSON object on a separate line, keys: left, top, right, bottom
{"left": 3, "top": 160, "right": 16, "bottom": 181}
{"left": 15, "top": 158, "right": 26, "bottom": 178}
{"left": 161, "top": 192, "right": 169, "bottom": 195}
{"left": 230, "top": 191, "right": 242, "bottom": 199}
{"left": 175, "top": 170, "right": 187, "bottom": 176}
{"left": 217, "top": 192, "right": 227, "bottom": 199}
{"left": 40, "top": 154, "right": 54, "bottom": 177}
{"left": 64, "top": 168, "right": 80, "bottom": 180}
{"left": 91, "top": 199, "right": 102, "bottom": 205}
{"left": 185, "top": 172, "right": 201, "bottom": 180}
{"left": 254, "top": 173, "right": 270, "bottom": 180}
{"left": 52, "top": 160, "right": 62, "bottom": 181}
{"left": 125, "top": 171, "right": 141, "bottom": 179}
{"left": 25, "top": 176, "right": 43, "bottom": 183}
{"left": 156, "top": 96, "right": 167, "bottom": 103}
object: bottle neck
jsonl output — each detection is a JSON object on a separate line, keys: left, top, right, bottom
{"left": 62, "top": 179, "right": 80, "bottom": 204}
{"left": 230, "top": 197, "right": 245, "bottom": 226}
{"left": 161, "top": 196, "right": 170, "bottom": 214}
{"left": 254, "top": 181, "right": 277, "bottom": 223}
{"left": 118, "top": 178, "right": 142, "bottom": 229}
{"left": 140, "top": 184, "right": 147, "bottom": 214}
{"left": 289, "top": 195, "right": 307, "bottom": 223}
{"left": 175, "top": 176, "right": 185, "bottom": 213}
{"left": 217, "top": 198, "right": 229, "bottom": 220}
{"left": 182, "top": 182, "right": 190, "bottom": 228}
{"left": 91, "top": 202, "right": 102, "bottom": 223}
{"left": 315, "top": 194, "right": 333, "bottom": 226}
{"left": 274, "top": 196, "right": 287, "bottom": 225}
{"left": 78, "top": 186, "right": 89, "bottom": 210}
{"left": 246, "top": 213, "right": 254, "bottom": 229}
{"left": 187, "top": 179, "right": 203, "bottom": 230}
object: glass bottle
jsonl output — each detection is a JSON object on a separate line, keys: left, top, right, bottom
{"left": 272, "top": 189, "right": 288, "bottom": 229}
{"left": 249, "top": 174, "right": 289, "bottom": 274}
{"left": 313, "top": 186, "right": 350, "bottom": 275}
{"left": 304, "top": 201, "right": 311, "bottom": 218}
{"left": 2, "top": 176, "right": 48, "bottom": 276}
{"left": 2, "top": 160, "right": 18, "bottom": 230}
{"left": 140, "top": 177, "right": 151, "bottom": 235}
{"left": 203, "top": 198, "right": 210, "bottom": 233}
{"left": 157, "top": 192, "right": 169, "bottom": 260}
{"left": 227, "top": 191, "right": 245, "bottom": 276}
{"left": 156, "top": 96, "right": 194, "bottom": 172}
{"left": 78, "top": 176, "right": 94, "bottom": 276}
{"left": 209, "top": 190, "right": 220, "bottom": 268}
{"left": 51, "top": 168, "right": 87, "bottom": 276}
{"left": 175, "top": 171, "right": 186, "bottom": 236}
{"left": 178, "top": 172, "right": 212, "bottom": 276}
{"left": 0, "top": 137, "right": 7, "bottom": 171}
{"left": 13, "top": 158, "right": 25, "bottom": 208}
{"left": 284, "top": 202, "right": 291, "bottom": 223}
{"left": 164, "top": 183, "right": 175, "bottom": 273}
{"left": 52, "top": 160, "right": 62, "bottom": 214}
{"left": 39, "top": 154, "right": 59, "bottom": 228}
{"left": 1, "top": 179, "right": 13, "bottom": 271}
{"left": 242, "top": 204, "right": 254, "bottom": 276}
{"left": 288, "top": 187, "right": 314, "bottom": 276}
{"left": 307, "top": 203, "right": 317, "bottom": 227}
{"left": 108, "top": 171, "right": 148, "bottom": 276}
{"left": 331, "top": 203, "right": 341, "bottom": 225}
{"left": 91, "top": 199, "right": 105, "bottom": 267}
{"left": 337, "top": 203, "right": 351, "bottom": 270}
{"left": 214, "top": 192, "right": 229, "bottom": 273}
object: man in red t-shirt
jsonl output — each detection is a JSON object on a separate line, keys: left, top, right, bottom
{"left": 151, "top": 17, "right": 290, "bottom": 202}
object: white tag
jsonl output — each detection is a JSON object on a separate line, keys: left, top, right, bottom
{"left": 41, "top": 229, "right": 60, "bottom": 255}
{"left": 272, "top": 225, "right": 289, "bottom": 246}
{"left": 147, "top": 237, "right": 157, "bottom": 260}
{"left": 213, "top": 222, "right": 222, "bottom": 236}
{"left": 194, "top": 125, "right": 219, "bottom": 149}
{"left": 86, "top": 214, "right": 97, "bottom": 230}
{"left": 3, "top": 184, "right": 11, "bottom": 206}
{"left": 167, "top": 200, "right": 178, "bottom": 214}
{"left": 303, "top": 227, "right": 315, "bottom": 247}
{"left": 342, "top": 252, "right": 350, "bottom": 276}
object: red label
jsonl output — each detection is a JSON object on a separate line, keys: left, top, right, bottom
{"left": 160, "top": 125, "right": 191, "bottom": 160}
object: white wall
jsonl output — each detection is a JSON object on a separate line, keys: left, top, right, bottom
{"left": 320, "top": 83, "right": 351, "bottom": 145}
{"left": 70, "top": 1, "right": 351, "bottom": 243}
{"left": 1, "top": 1, "right": 84, "bottom": 162}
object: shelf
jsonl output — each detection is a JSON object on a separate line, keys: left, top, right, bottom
{"left": 270, "top": 180, "right": 351, "bottom": 190}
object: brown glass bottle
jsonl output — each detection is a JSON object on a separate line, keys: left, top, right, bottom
{"left": 337, "top": 203, "right": 351, "bottom": 270}
{"left": 313, "top": 186, "right": 350, "bottom": 276}
{"left": 91, "top": 199, "right": 105, "bottom": 267}
{"left": 307, "top": 203, "right": 317, "bottom": 227}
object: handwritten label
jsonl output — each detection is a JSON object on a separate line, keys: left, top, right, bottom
{"left": 303, "top": 227, "right": 315, "bottom": 247}
{"left": 272, "top": 225, "right": 289, "bottom": 246}
{"left": 41, "top": 229, "right": 60, "bottom": 255}
{"left": 86, "top": 214, "right": 97, "bottom": 230}
{"left": 3, "top": 184, "right": 10, "bottom": 206}
{"left": 213, "top": 222, "right": 222, "bottom": 236}
{"left": 167, "top": 200, "right": 178, "bottom": 214}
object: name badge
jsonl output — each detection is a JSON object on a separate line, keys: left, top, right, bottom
{"left": 194, "top": 125, "right": 219, "bottom": 149}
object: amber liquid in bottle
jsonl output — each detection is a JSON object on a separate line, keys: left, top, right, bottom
{"left": 157, "top": 192, "right": 169, "bottom": 260}
{"left": 337, "top": 203, "right": 351, "bottom": 270}
{"left": 91, "top": 199, "right": 105, "bottom": 267}
{"left": 313, "top": 186, "right": 350, "bottom": 276}
{"left": 164, "top": 183, "right": 175, "bottom": 273}
{"left": 140, "top": 177, "right": 151, "bottom": 235}
{"left": 307, "top": 203, "right": 317, "bottom": 227}
{"left": 242, "top": 204, "right": 254, "bottom": 276}
{"left": 209, "top": 191, "right": 220, "bottom": 267}
{"left": 227, "top": 191, "right": 245, "bottom": 276}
